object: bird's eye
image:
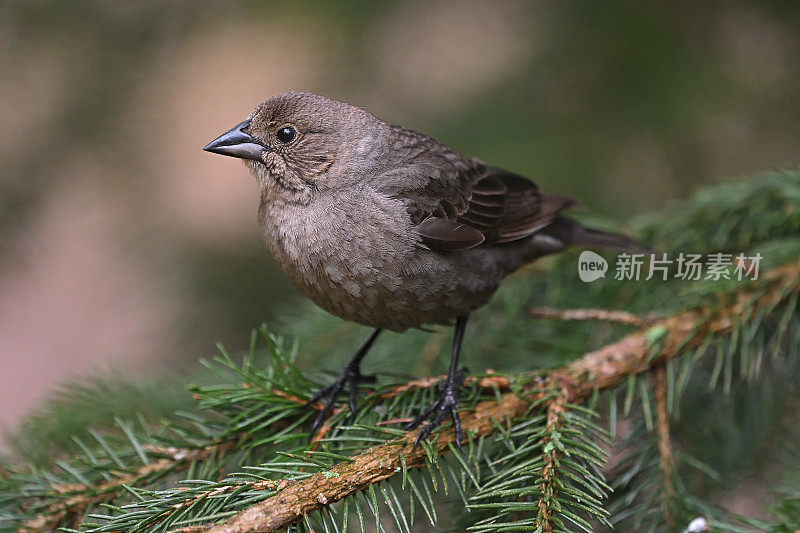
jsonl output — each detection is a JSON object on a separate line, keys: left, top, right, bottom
{"left": 276, "top": 126, "right": 296, "bottom": 144}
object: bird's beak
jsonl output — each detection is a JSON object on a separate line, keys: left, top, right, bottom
{"left": 203, "top": 119, "right": 269, "bottom": 162}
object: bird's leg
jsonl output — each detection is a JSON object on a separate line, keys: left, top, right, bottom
{"left": 308, "top": 328, "right": 381, "bottom": 435}
{"left": 407, "top": 315, "right": 469, "bottom": 451}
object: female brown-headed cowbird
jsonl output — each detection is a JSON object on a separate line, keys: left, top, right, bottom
{"left": 204, "top": 92, "right": 648, "bottom": 447}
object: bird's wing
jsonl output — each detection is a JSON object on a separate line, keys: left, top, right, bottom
{"left": 457, "top": 167, "right": 576, "bottom": 245}
{"left": 374, "top": 125, "right": 479, "bottom": 224}
{"left": 373, "top": 126, "right": 575, "bottom": 250}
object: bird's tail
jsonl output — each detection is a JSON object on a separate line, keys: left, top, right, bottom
{"left": 522, "top": 217, "right": 651, "bottom": 262}
{"left": 562, "top": 219, "right": 652, "bottom": 253}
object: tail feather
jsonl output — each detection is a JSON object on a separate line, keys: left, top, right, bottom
{"left": 524, "top": 217, "right": 651, "bottom": 260}
{"left": 568, "top": 224, "right": 652, "bottom": 253}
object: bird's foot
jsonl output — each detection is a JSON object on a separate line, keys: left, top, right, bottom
{"left": 406, "top": 367, "right": 467, "bottom": 452}
{"left": 308, "top": 363, "right": 376, "bottom": 436}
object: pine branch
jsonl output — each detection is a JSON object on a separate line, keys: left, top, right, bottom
{"left": 654, "top": 364, "right": 675, "bottom": 529}
{"left": 200, "top": 394, "right": 530, "bottom": 533}
{"left": 562, "top": 259, "right": 799, "bottom": 398}
{"left": 22, "top": 443, "right": 235, "bottom": 531}
{"left": 189, "top": 259, "right": 800, "bottom": 533}
{"left": 529, "top": 306, "right": 655, "bottom": 327}
{"left": 535, "top": 385, "right": 568, "bottom": 532}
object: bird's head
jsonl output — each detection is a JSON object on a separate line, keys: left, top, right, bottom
{"left": 204, "top": 92, "right": 383, "bottom": 204}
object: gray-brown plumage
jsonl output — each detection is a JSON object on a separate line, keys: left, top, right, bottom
{"left": 204, "top": 92, "right": 648, "bottom": 446}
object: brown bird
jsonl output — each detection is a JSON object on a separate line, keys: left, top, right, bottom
{"left": 204, "top": 92, "right": 647, "bottom": 447}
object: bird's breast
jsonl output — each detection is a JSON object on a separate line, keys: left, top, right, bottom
{"left": 258, "top": 191, "right": 417, "bottom": 324}
{"left": 257, "top": 190, "right": 508, "bottom": 331}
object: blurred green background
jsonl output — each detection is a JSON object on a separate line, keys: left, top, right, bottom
{"left": 1, "top": 0, "right": 799, "bottom": 461}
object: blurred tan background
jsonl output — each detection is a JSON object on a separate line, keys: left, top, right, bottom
{"left": 1, "top": 1, "right": 799, "bottom": 433}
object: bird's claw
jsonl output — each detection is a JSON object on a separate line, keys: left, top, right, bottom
{"left": 406, "top": 367, "right": 467, "bottom": 452}
{"left": 308, "top": 366, "right": 375, "bottom": 436}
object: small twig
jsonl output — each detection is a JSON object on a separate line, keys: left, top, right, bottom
{"left": 375, "top": 417, "right": 413, "bottom": 426}
{"left": 23, "top": 443, "right": 234, "bottom": 531}
{"left": 529, "top": 306, "right": 655, "bottom": 327}
{"left": 158, "top": 478, "right": 290, "bottom": 529}
{"left": 309, "top": 423, "right": 331, "bottom": 448}
{"left": 537, "top": 385, "right": 567, "bottom": 533}
{"left": 379, "top": 373, "right": 510, "bottom": 399}
{"left": 654, "top": 364, "right": 675, "bottom": 529}
{"left": 272, "top": 388, "right": 322, "bottom": 409}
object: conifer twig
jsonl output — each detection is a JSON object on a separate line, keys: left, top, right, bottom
{"left": 202, "top": 394, "right": 531, "bottom": 533}
{"left": 536, "top": 385, "right": 568, "bottom": 533}
{"left": 23, "top": 444, "right": 234, "bottom": 531}
{"left": 529, "top": 306, "right": 655, "bottom": 326}
{"left": 654, "top": 364, "right": 675, "bottom": 529}
{"left": 379, "top": 373, "right": 510, "bottom": 399}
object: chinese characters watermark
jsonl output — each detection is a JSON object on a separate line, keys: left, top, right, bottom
{"left": 578, "top": 251, "right": 762, "bottom": 282}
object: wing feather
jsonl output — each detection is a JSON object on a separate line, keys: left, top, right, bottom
{"left": 458, "top": 168, "right": 575, "bottom": 245}
{"left": 372, "top": 125, "right": 575, "bottom": 251}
